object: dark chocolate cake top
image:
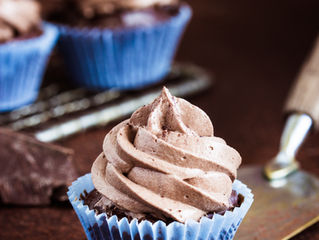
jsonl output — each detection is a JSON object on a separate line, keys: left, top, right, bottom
{"left": 73, "top": 0, "right": 178, "bottom": 18}
{"left": 83, "top": 189, "right": 243, "bottom": 223}
{"left": 39, "top": 0, "right": 181, "bottom": 29}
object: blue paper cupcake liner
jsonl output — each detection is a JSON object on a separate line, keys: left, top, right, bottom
{"left": 56, "top": 5, "right": 192, "bottom": 90}
{"left": 0, "top": 23, "right": 59, "bottom": 112}
{"left": 68, "top": 174, "right": 254, "bottom": 240}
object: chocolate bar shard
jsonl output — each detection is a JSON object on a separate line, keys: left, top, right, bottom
{"left": 0, "top": 127, "right": 78, "bottom": 205}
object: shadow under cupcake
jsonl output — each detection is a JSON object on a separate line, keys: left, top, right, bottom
{"left": 68, "top": 87, "right": 254, "bottom": 240}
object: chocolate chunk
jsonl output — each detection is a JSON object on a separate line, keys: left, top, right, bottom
{"left": 206, "top": 190, "right": 244, "bottom": 218}
{"left": 229, "top": 189, "right": 239, "bottom": 208}
{"left": 0, "top": 127, "right": 78, "bottom": 205}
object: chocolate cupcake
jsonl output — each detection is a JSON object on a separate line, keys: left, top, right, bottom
{"left": 42, "top": 0, "right": 192, "bottom": 90}
{"left": 0, "top": 0, "right": 59, "bottom": 111}
{"left": 68, "top": 87, "right": 254, "bottom": 240}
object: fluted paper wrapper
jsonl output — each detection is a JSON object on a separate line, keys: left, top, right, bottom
{"left": 56, "top": 5, "right": 191, "bottom": 90}
{"left": 0, "top": 23, "right": 59, "bottom": 111}
{"left": 68, "top": 174, "right": 253, "bottom": 240}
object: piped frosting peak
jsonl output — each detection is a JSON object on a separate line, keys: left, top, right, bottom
{"left": 92, "top": 87, "right": 241, "bottom": 223}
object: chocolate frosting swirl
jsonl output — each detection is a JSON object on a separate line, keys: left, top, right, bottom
{"left": 75, "top": 0, "right": 178, "bottom": 18}
{"left": 0, "top": 0, "right": 40, "bottom": 43}
{"left": 92, "top": 87, "right": 241, "bottom": 223}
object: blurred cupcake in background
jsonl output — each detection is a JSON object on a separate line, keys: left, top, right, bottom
{"left": 0, "top": 0, "right": 59, "bottom": 112}
{"left": 42, "top": 0, "right": 192, "bottom": 90}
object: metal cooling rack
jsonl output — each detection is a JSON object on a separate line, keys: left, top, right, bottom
{"left": 0, "top": 63, "right": 213, "bottom": 142}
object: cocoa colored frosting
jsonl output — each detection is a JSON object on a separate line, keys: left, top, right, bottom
{"left": 74, "top": 0, "right": 178, "bottom": 18}
{"left": 0, "top": 0, "right": 41, "bottom": 43}
{"left": 92, "top": 87, "right": 242, "bottom": 223}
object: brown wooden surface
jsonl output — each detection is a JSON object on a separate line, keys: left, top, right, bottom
{"left": 1, "top": 0, "right": 319, "bottom": 239}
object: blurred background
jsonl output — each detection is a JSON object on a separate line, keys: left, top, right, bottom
{"left": 53, "top": 0, "right": 319, "bottom": 175}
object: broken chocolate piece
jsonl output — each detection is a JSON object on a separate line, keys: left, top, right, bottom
{"left": 0, "top": 127, "right": 78, "bottom": 205}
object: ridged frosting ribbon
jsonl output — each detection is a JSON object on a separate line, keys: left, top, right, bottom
{"left": 0, "top": 0, "right": 40, "bottom": 42}
{"left": 92, "top": 87, "right": 241, "bottom": 223}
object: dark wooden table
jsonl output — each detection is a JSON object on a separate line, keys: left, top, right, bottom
{"left": 1, "top": 0, "right": 319, "bottom": 239}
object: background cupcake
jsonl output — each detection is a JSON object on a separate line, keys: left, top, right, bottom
{"left": 0, "top": 0, "right": 59, "bottom": 111}
{"left": 68, "top": 88, "right": 254, "bottom": 240}
{"left": 42, "top": 0, "right": 192, "bottom": 90}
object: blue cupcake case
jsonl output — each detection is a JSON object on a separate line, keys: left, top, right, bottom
{"left": 68, "top": 174, "right": 254, "bottom": 240}
{"left": 0, "top": 23, "right": 59, "bottom": 111}
{"left": 57, "top": 5, "right": 192, "bottom": 90}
